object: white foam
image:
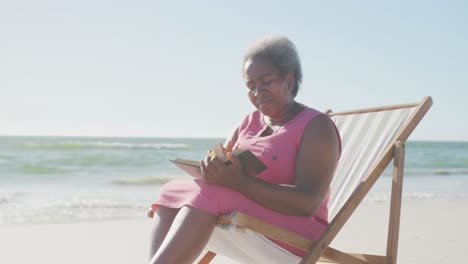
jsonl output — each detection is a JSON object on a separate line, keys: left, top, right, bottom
{"left": 111, "top": 175, "right": 182, "bottom": 185}
{"left": 24, "top": 141, "right": 189, "bottom": 149}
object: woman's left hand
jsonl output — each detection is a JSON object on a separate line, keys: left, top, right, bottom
{"left": 200, "top": 152, "right": 246, "bottom": 190}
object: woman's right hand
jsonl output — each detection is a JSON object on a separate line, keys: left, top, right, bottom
{"left": 200, "top": 153, "right": 246, "bottom": 191}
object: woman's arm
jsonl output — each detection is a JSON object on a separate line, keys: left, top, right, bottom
{"left": 201, "top": 114, "right": 340, "bottom": 216}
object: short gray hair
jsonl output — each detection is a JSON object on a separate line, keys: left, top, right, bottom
{"left": 243, "top": 35, "right": 303, "bottom": 97}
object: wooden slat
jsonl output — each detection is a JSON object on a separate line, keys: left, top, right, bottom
{"left": 394, "top": 97, "right": 433, "bottom": 142}
{"left": 329, "top": 103, "right": 419, "bottom": 116}
{"left": 386, "top": 142, "right": 405, "bottom": 264}
{"left": 217, "top": 214, "right": 232, "bottom": 225}
{"left": 197, "top": 251, "right": 216, "bottom": 264}
{"left": 299, "top": 96, "right": 433, "bottom": 264}
{"left": 320, "top": 247, "right": 390, "bottom": 264}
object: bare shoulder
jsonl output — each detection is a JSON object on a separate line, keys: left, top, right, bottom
{"left": 303, "top": 114, "right": 338, "bottom": 140}
{"left": 294, "top": 113, "right": 340, "bottom": 194}
{"left": 301, "top": 114, "right": 339, "bottom": 147}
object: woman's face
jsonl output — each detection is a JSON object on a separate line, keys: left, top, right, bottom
{"left": 243, "top": 57, "right": 294, "bottom": 118}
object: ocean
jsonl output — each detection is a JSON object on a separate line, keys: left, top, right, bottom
{"left": 0, "top": 136, "right": 467, "bottom": 225}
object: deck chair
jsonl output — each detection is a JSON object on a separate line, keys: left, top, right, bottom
{"left": 197, "top": 96, "right": 433, "bottom": 264}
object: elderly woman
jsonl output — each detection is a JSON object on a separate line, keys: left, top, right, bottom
{"left": 148, "top": 36, "right": 341, "bottom": 264}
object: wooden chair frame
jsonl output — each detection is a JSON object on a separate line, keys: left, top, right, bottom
{"left": 198, "top": 97, "right": 433, "bottom": 264}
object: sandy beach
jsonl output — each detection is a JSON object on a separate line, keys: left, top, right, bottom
{"left": 0, "top": 198, "right": 466, "bottom": 264}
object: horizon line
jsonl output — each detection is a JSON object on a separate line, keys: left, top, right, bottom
{"left": 0, "top": 134, "right": 465, "bottom": 143}
{"left": 0, "top": 133, "right": 225, "bottom": 140}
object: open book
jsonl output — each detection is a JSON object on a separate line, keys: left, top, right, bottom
{"left": 170, "top": 143, "right": 267, "bottom": 178}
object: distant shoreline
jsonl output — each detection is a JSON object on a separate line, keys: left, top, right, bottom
{"left": 0, "top": 135, "right": 226, "bottom": 140}
{"left": 0, "top": 135, "right": 465, "bottom": 143}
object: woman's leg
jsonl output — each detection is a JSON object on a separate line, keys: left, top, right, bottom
{"left": 149, "top": 206, "right": 217, "bottom": 264}
{"left": 149, "top": 206, "right": 179, "bottom": 260}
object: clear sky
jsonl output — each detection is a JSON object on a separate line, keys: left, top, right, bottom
{"left": 1, "top": 0, "right": 467, "bottom": 141}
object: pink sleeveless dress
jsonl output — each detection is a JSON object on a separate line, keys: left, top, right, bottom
{"left": 150, "top": 107, "right": 339, "bottom": 257}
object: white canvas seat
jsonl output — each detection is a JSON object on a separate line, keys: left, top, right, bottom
{"left": 198, "top": 97, "right": 432, "bottom": 264}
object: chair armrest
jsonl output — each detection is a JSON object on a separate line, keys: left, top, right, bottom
{"left": 217, "top": 211, "right": 387, "bottom": 264}
{"left": 217, "top": 211, "right": 313, "bottom": 251}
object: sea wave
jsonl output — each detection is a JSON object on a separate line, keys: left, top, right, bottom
{"left": 58, "top": 154, "right": 150, "bottom": 167}
{"left": 0, "top": 198, "right": 147, "bottom": 224}
{"left": 0, "top": 191, "right": 21, "bottom": 204}
{"left": 366, "top": 192, "right": 437, "bottom": 203}
{"left": 23, "top": 141, "right": 189, "bottom": 150}
{"left": 21, "top": 164, "right": 68, "bottom": 174}
{"left": 366, "top": 191, "right": 468, "bottom": 203}
{"left": 432, "top": 169, "right": 468, "bottom": 175}
{"left": 0, "top": 196, "right": 9, "bottom": 204}
{"left": 404, "top": 192, "right": 439, "bottom": 200}
{"left": 404, "top": 169, "right": 468, "bottom": 176}
{"left": 111, "top": 176, "right": 180, "bottom": 185}
{"left": 58, "top": 198, "right": 144, "bottom": 209}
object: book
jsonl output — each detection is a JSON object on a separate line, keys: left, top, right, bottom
{"left": 170, "top": 142, "right": 267, "bottom": 178}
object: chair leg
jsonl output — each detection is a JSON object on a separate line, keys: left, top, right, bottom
{"left": 198, "top": 251, "right": 216, "bottom": 264}
{"left": 386, "top": 141, "right": 405, "bottom": 264}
